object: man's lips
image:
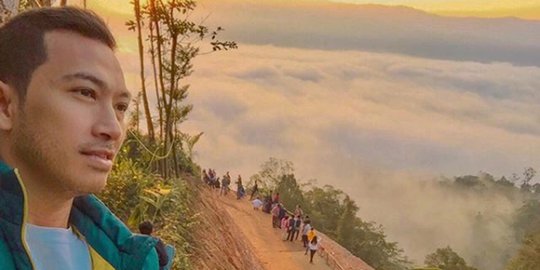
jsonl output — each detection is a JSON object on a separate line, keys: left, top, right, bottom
{"left": 80, "top": 148, "right": 115, "bottom": 171}
{"left": 80, "top": 149, "right": 114, "bottom": 161}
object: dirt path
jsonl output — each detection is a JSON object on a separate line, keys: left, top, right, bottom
{"left": 219, "top": 194, "right": 332, "bottom": 270}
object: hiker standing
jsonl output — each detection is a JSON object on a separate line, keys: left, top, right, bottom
{"left": 294, "top": 205, "right": 304, "bottom": 218}
{"left": 280, "top": 216, "right": 290, "bottom": 240}
{"left": 301, "top": 221, "right": 312, "bottom": 247}
{"left": 286, "top": 215, "right": 297, "bottom": 241}
{"left": 272, "top": 192, "right": 280, "bottom": 205}
{"left": 271, "top": 204, "right": 281, "bottom": 228}
{"left": 249, "top": 179, "right": 259, "bottom": 200}
{"left": 278, "top": 204, "right": 287, "bottom": 227}
{"left": 236, "top": 175, "right": 245, "bottom": 199}
{"left": 293, "top": 215, "right": 302, "bottom": 241}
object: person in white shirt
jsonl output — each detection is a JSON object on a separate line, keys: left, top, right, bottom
{"left": 307, "top": 236, "right": 322, "bottom": 264}
{"left": 251, "top": 197, "right": 263, "bottom": 210}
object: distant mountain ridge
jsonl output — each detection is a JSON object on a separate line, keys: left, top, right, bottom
{"left": 199, "top": 0, "right": 540, "bottom": 67}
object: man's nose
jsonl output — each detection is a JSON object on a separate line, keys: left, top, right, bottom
{"left": 92, "top": 105, "right": 122, "bottom": 141}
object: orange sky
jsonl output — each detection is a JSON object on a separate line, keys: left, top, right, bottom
{"left": 331, "top": 0, "right": 540, "bottom": 19}
{"left": 81, "top": 0, "right": 540, "bottom": 20}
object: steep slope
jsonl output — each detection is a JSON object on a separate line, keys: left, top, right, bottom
{"left": 189, "top": 184, "right": 265, "bottom": 270}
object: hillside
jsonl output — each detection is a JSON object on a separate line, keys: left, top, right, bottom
{"left": 188, "top": 183, "right": 264, "bottom": 270}
{"left": 189, "top": 182, "right": 374, "bottom": 270}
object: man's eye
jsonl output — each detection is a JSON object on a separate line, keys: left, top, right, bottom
{"left": 78, "top": 88, "right": 96, "bottom": 99}
{"left": 116, "top": 103, "right": 129, "bottom": 112}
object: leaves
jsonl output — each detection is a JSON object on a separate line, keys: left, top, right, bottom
{"left": 424, "top": 246, "right": 477, "bottom": 270}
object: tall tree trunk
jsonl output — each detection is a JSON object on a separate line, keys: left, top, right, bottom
{"left": 149, "top": 20, "right": 163, "bottom": 142}
{"left": 149, "top": 0, "right": 167, "bottom": 141}
{"left": 134, "top": 0, "right": 155, "bottom": 142}
{"left": 149, "top": 0, "right": 168, "bottom": 177}
{"left": 60, "top": 0, "right": 67, "bottom": 6}
{"left": 39, "top": 0, "right": 51, "bottom": 7}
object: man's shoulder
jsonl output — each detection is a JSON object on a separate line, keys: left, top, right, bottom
{"left": 0, "top": 236, "right": 16, "bottom": 270}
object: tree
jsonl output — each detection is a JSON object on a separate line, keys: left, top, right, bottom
{"left": 275, "top": 173, "right": 304, "bottom": 211}
{"left": 336, "top": 195, "right": 358, "bottom": 248}
{"left": 129, "top": 0, "right": 155, "bottom": 142}
{"left": 424, "top": 246, "right": 477, "bottom": 270}
{"left": 520, "top": 167, "right": 536, "bottom": 193}
{"left": 507, "top": 232, "right": 540, "bottom": 270}
{"left": 124, "top": 0, "right": 237, "bottom": 178}
{"left": 303, "top": 185, "right": 345, "bottom": 235}
{"left": 249, "top": 157, "right": 294, "bottom": 192}
{"left": 513, "top": 200, "right": 540, "bottom": 241}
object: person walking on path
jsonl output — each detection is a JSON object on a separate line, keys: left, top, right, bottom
{"left": 305, "top": 227, "right": 318, "bottom": 254}
{"left": 301, "top": 221, "right": 312, "bottom": 247}
{"left": 307, "top": 236, "right": 322, "bottom": 264}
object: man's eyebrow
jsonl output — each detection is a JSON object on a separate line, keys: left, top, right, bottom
{"left": 61, "top": 72, "right": 132, "bottom": 100}
{"left": 61, "top": 72, "right": 107, "bottom": 89}
{"left": 119, "top": 91, "right": 132, "bottom": 101}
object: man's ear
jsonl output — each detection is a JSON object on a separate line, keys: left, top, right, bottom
{"left": 0, "top": 80, "right": 17, "bottom": 131}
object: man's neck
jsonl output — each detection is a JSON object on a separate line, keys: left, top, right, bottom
{"left": 18, "top": 167, "right": 74, "bottom": 228}
{"left": 3, "top": 154, "right": 75, "bottom": 228}
{"left": 27, "top": 191, "right": 73, "bottom": 228}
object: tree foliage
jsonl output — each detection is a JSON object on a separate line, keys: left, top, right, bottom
{"left": 252, "top": 157, "right": 410, "bottom": 270}
{"left": 125, "top": 0, "right": 237, "bottom": 179}
{"left": 506, "top": 232, "right": 540, "bottom": 270}
{"left": 248, "top": 157, "right": 294, "bottom": 192}
{"left": 424, "top": 246, "right": 477, "bottom": 270}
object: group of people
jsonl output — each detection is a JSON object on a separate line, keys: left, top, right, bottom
{"left": 202, "top": 169, "right": 248, "bottom": 199}
{"left": 202, "top": 169, "right": 322, "bottom": 264}
{"left": 268, "top": 198, "right": 322, "bottom": 264}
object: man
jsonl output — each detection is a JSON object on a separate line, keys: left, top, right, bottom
{"left": 139, "top": 221, "right": 169, "bottom": 270}
{"left": 249, "top": 179, "right": 258, "bottom": 200}
{"left": 0, "top": 7, "right": 171, "bottom": 270}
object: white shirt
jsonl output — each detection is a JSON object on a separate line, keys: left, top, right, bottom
{"left": 252, "top": 199, "right": 263, "bottom": 208}
{"left": 25, "top": 223, "right": 92, "bottom": 270}
{"left": 309, "top": 238, "right": 322, "bottom": 251}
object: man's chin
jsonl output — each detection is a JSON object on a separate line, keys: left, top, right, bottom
{"left": 71, "top": 178, "right": 108, "bottom": 196}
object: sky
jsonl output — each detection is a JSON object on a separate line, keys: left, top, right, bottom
{"left": 331, "top": 0, "right": 540, "bottom": 19}
{"left": 69, "top": 0, "right": 540, "bottom": 267}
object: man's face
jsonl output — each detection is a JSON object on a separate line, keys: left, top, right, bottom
{"left": 11, "top": 30, "right": 131, "bottom": 196}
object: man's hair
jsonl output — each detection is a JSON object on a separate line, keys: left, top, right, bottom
{"left": 139, "top": 221, "right": 153, "bottom": 235}
{"left": 0, "top": 7, "right": 116, "bottom": 98}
